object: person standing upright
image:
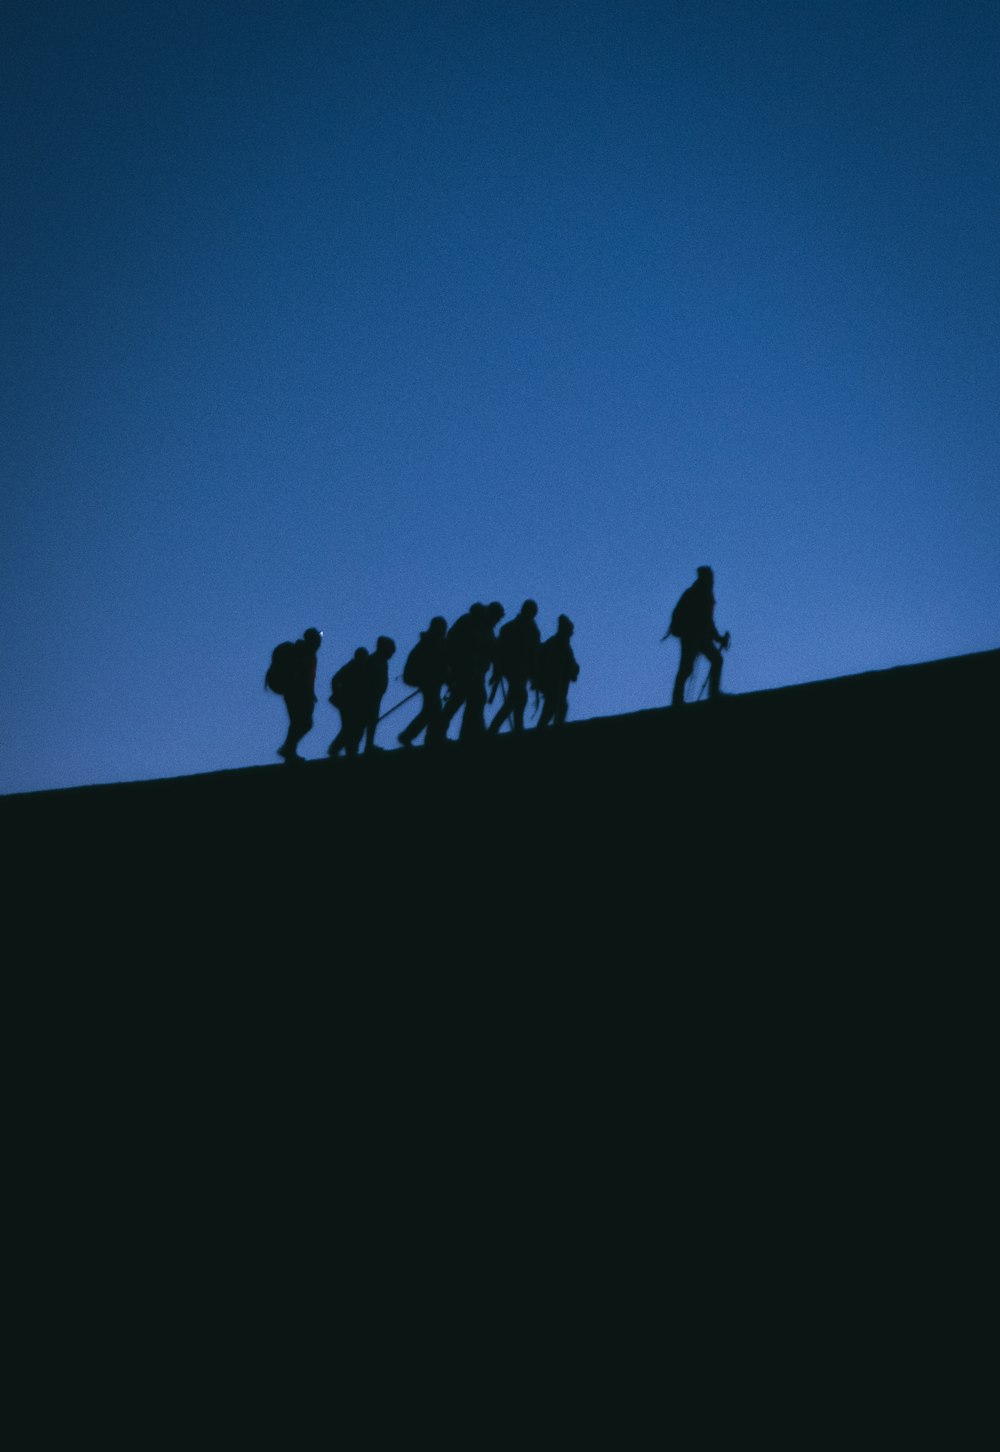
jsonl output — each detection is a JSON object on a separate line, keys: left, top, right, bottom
{"left": 327, "top": 647, "right": 370, "bottom": 757}
{"left": 442, "top": 602, "right": 505, "bottom": 741}
{"left": 664, "top": 566, "right": 730, "bottom": 706}
{"left": 398, "top": 616, "right": 449, "bottom": 748}
{"left": 267, "top": 627, "right": 322, "bottom": 763}
{"left": 361, "top": 636, "right": 396, "bottom": 753}
{"left": 489, "top": 599, "right": 541, "bottom": 734}
{"left": 535, "top": 615, "right": 579, "bottom": 728}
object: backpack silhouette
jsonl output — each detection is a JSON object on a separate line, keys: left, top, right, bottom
{"left": 494, "top": 619, "right": 521, "bottom": 675}
{"left": 329, "top": 650, "right": 369, "bottom": 709}
{"left": 265, "top": 641, "right": 297, "bottom": 694}
{"left": 403, "top": 640, "right": 428, "bottom": 688}
{"left": 668, "top": 595, "right": 694, "bottom": 639}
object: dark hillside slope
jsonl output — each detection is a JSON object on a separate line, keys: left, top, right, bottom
{"left": 5, "top": 650, "right": 997, "bottom": 1418}
{"left": 6, "top": 647, "right": 996, "bottom": 964}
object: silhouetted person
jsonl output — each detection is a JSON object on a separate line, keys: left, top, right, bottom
{"left": 361, "top": 636, "right": 396, "bottom": 753}
{"left": 399, "top": 616, "right": 449, "bottom": 748}
{"left": 268, "top": 627, "right": 322, "bottom": 763}
{"left": 442, "top": 601, "right": 505, "bottom": 741}
{"left": 535, "top": 615, "right": 579, "bottom": 727}
{"left": 328, "top": 647, "right": 370, "bottom": 757}
{"left": 489, "top": 599, "right": 541, "bottom": 734}
{"left": 665, "top": 566, "right": 730, "bottom": 707}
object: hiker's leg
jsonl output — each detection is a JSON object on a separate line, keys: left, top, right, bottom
{"left": 399, "top": 700, "right": 428, "bottom": 745}
{"left": 424, "top": 690, "right": 445, "bottom": 746}
{"left": 673, "top": 643, "right": 696, "bottom": 707}
{"left": 489, "top": 683, "right": 512, "bottom": 734}
{"left": 363, "top": 703, "right": 382, "bottom": 752}
{"left": 705, "top": 642, "right": 724, "bottom": 699}
{"left": 343, "top": 710, "right": 364, "bottom": 756}
{"left": 442, "top": 681, "right": 468, "bottom": 734}
{"left": 460, "top": 677, "right": 487, "bottom": 739}
{"left": 284, "top": 696, "right": 313, "bottom": 756}
{"left": 510, "top": 677, "right": 528, "bottom": 732}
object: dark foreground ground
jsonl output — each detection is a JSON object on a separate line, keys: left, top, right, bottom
{"left": 5, "top": 649, "right": 997, "bottom": 1436}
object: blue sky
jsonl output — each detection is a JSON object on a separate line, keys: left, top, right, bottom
{"left": 2, "top": 0, "right": 997, "bottom": 794}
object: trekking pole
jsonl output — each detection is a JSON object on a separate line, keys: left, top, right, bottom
{"left": 377, "top": 689, "right": 421, "bottom": 724}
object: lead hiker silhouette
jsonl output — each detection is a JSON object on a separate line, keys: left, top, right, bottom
{"left": 398, "top": 616, "right": 449, "bottom": 748}
{"left": 266, "top": 627, "right": 323, "bottom": 763}
{"left": 663, "top": 566, "right": 730, "bottom": 706}
{"left": 442, "top": 601, "right": 505, "bottom": 741}
{"left": 535, "top": 614, "right": 579, "bottom": 727}
{"left": 489, "top": 599, "right": 541, "bottom": 734}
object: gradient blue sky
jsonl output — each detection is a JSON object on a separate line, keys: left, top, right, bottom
{"left": 3, "top": 0, "right": 997, "bottom": 794}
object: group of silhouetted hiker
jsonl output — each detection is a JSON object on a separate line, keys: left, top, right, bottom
{"left": 266, "top": 568, "right": 728, "bottom": 764}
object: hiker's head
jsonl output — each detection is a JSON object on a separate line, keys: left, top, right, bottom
{"left": 375, "top": 635, "right": 396, "bottom": 659}
{"left": 303, "top": 627, "right": 322, "bottom": 651}
{"left": 486, "top": 601, "right": 505, "bottom": 626}
{"left": 354, "top": 647, "right": 369, "bottom": 663}
{"left": 521, "top": 599, "right": 538, "bottom": 619}
{"left": 696, "top": 566, "right": 713, "bottom": 585}
{"left": 557, "top": 614, "right": 574, "bottom": 637}
{"left": 429, "top": 616, "right": 447, "bottom": 636}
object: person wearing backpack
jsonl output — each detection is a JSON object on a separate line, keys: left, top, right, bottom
{"left": 535, "top": 614, "right": 579, "bottom": 728}
{"left": 398, "top": 616, "right": 449, "bottom": 748}
{"left": 266, "top": 627, "right": 322, "bottom": 763}
{"left": 442, "top": 601, "right": 504, "bottom": 741}
{"left": 327, "top": 647, "right": 370, "bottom": 757}
{"left": 360, "top": 636, "right": 396, "bottom": 753}
{"left": 488, "top": 599, "right": 541, "bottom": 734}
{"left": 663, "top": 566, "right": 730, "bottom": 706}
